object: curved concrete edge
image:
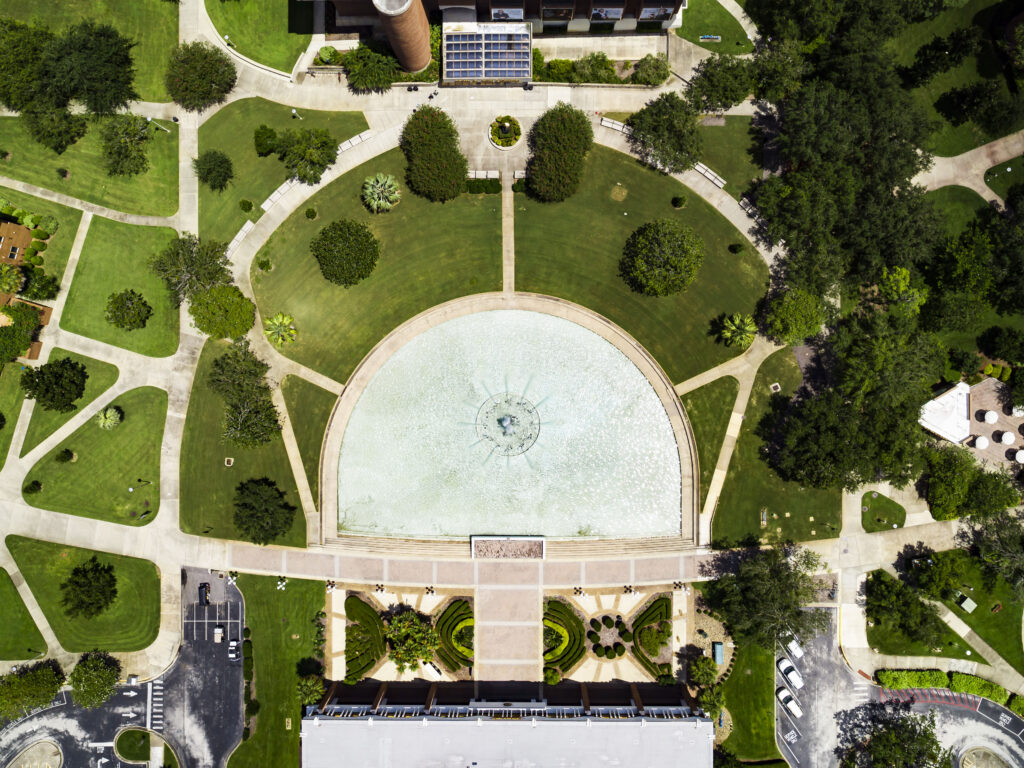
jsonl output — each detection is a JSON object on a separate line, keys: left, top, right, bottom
{"left": 318, "top": 292, "right": 700, "bottom": 551}
{"left": 8, "top": 739, "right": 63, "bottom": 768}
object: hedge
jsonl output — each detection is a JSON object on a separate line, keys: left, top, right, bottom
{"left": 1009, "top": 695, "right": 1024, "bottom": 717}
{"left": 344, "top": 595, "right": 386, "bottom": 684}
{"left": 436, "top": 599, "right": 473, "bottom": 672}
{"left": 631, "top": 596, "right": 671, "bottom": 633}
{"left": 949, "top": 673, "right": 1010, "bottom": 705}
{"left": 544, "top": 619, "right": 570, "bottom": 662}
{"left": 464, "top": 178, "right": 501, "bottom": 194}
{"left": 30, "top": 240, "right": 46, "bottom": 252}
{"left": 876, "top": 669, "right": 949, "bottom": 690}
{"left": 544, "top": 599, "right": 586, "bottom": 673}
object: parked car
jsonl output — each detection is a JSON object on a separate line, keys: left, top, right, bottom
{"left": 198, "top": 583, "right": 210, "bottom": 606}
{"left": 786, "top": 636, "right": 804, "bottom": 660}
{"left": 228, "top": 640, "right": 239, "bottom": 660}
{"left": 776, "top": 687, "right": 803, "bottom": 718}
{"left": 777, "top": 657, "right": 805, "bottom": 690}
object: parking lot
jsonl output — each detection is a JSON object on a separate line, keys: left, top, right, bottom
{"left": 183, "top": 568, "right": 244, "bottom": 645}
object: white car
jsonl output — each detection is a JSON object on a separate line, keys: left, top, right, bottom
{"left": 786, "top": 637, "right": 804, "bottom": 660}
{"left": 776, "top": 687, "right": 803, "bottom": 718}
{"left": 227, "top": 639, "right": 239, "bottom": 660}
{"left": 777, "top": 657, "right": 805, "bottom": 690}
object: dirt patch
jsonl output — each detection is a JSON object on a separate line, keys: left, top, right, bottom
{"left": 610, "top": 184, "right": 628, "bottom": 202}
{"left": 472, "top": 537, "right": 544, "bottom": 559}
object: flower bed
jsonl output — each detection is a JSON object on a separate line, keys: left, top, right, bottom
{"left": 489, "top": 116, "right": 521, "bottom": 148}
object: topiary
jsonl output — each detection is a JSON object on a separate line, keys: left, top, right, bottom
{"left": 1001, "top": 366, "right": 1012, "bottom": 381}
{"left": 590, "top": 618, "right": 601, "bottom": 631}
{"left": 602, "top": 615, "right": 614, "bottom": 629}
{"left": 615, "top": 643, "right": 625, "bottom": 657}
{"left": 587, "top": 630, "right": 600, "bottom": 643}
{"left": 621, "top": 630, "right": 633, "bottom": 642}
{"left": 593, "top": 644, "right": 605, "bottom": 657}
{"left": 32, "top": 229, "right": 50, "bottom": 240}
{"left": 544, "top": 666, "right": 561, "bottom": 685}
{"left": 27, "top": 254, "right": 43, "bottom": 266}
{"left": 24, "top": 248, "right": 36, "bottom": 260}
{"left": 984, "top": 363, "right": 994, "bottom": 375}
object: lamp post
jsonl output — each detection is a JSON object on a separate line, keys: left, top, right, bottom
{"left": 147, "top": 116, "right": 171, "bottom": 133}
{"left": 224, "top": 34, "right": 233, "bottom": 48}
{"left": 291, "top": 108, "right": 303, "bottom": 120}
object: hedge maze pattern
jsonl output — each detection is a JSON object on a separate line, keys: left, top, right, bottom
{"left": 344, "top": 595, "right": 386, "bottom": 684}
{"left": 437, "top": 599, "right": 473, "bottom": 672}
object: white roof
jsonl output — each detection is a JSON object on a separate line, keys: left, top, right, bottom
{"left": 919, "top": 382, "right": 971, "bottom": 444}
{"left": 301, "top": 717, "right": 714, "bottom": 768}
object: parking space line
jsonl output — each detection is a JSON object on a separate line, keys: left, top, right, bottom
{"left": 778, "top": 730, "right": 801, "bottom": 765}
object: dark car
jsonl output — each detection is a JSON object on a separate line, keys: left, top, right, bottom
{"left": 198, "top": 582, "right": 210, "bottom": 606}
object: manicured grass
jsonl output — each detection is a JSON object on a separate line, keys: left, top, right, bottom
{"left": 712, "top": 348, "right": 841, "bottom": 545}
{"left": 61, "top": 218, "right": 179, "bottom": 357}
{"left": 180, "top": 340, "right": 305, "bottom": 546}
{"left": 602, "top": 112, "right": 633, "bottom": 123}
{"left": 5, "top": 0, "right": 178, "bottom": 102}
{"left": 205, "top": 0, "right": 314, "bottom": 74}
{"left": 6, "top": 535, "right": 160, "bottom": 652}
{"left": 25, "top": 387, "right": 166, "bottom": 526}
{"left": 0, "top": 117, "right": 178, "bottom": 216}
{"left": 115, "top": 729, "right": 151, "bottom": 762}
{"left": 926, "top": 185, "right": 990, "bottom": 237}
{"left": 940, "top": 551, "right": 1024, "bottom": 676}
{"left": 251, "top": 147, "right": 502, "bottom": 383}
{"left": 198, "top": 98, "right": 367, "bottom": 244}
{"left": 888, "top": 0, "right": 1024, "bottom": 156}
{"left": 0, "top": 185, "right": 82, "bottom": 285}
{"left": 861, "top": 492, "right": 906, "bottom": 533}
{"left": 697, "top": 116, "right": 762, "bottom": 201}
{"left": 720, "top": 642, "right": 782, "bottom": 761}
{"left": 281, "top": 375, "right": 336, "bottom": 506}
{"left": 516, "top": 145, "right": 768, "bottom": 384}
{"left": 984, "top": 157, "right": 1024, "bottom": 200}
{"left": 0, "top": 568, "right": 46, "bottom": 660}
{"left": 228, "top": 574, "right": 324, "bottom": 768}
{"left": 676, "top": 0, "right": 754, "bottom": 54}
{"left": 163, "top": 745, "right": 179, "bottom": 768}
{"left": 0, "top": 364, "right": 26, "bottom": 470}
{"left": 681, "top": 376, "right": 739, "bottom": 510}
{"left": 21, "top": 349, "right": 119, "bottom": 457}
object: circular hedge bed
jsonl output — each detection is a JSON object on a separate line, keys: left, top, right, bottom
{"left": 490, "top": 116, "right": 521, "bottom": 148}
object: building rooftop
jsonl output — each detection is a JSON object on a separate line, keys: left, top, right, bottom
{"left": 442, "top": 21, "right": 532, "bottom": 83}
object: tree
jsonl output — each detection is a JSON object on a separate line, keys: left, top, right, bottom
{"left": 385, "top": 610, "right": 441, "bottom": 673}
{"left": 961, "top": 511, "right": 1024, "bottom": 599}
{"left": 697, "top": 684, "right": 725, "bottom": 718}
{"left": 687, "top": 54, "right": 752, "bottom": 113}
{"left": 275, "top": 128, "right": 338, "bottom": 185}
{"left": 95, "top": 406, "right": 122, "bottom": 430}
{"left": 979, "top": 326, "right": 1024, "bottom": 366}
{"left": 22, "top": 107, "right": 88, "bottom": 154}
{"left": 753, "top": 39, "right": 806, "bottom": 102}
{"left": 20, "top": 267, "right": 60, "bottom": 301}
{"left": 631, "top": 53, "right": 671, "bottom": 86}
{"left": 150, "top": 234, "right": 230, "bottom": 304}
{"left": 689, "top": 655, "right": 718, "bottom": 687}
{"left": 60, "top": 555, "right": 117, "bottom": 619}
{"left": 105, "top": 289, "right": 153, "bottom": 330}
{"left": 208, "top": 341, "right": 271, "bottom": 403}
{"left": 763, "top": 288, "right": 827, "bottom": 344}
{"left": 923, "top": 224, "right": 995, "bottom": 332}
{"left": 189, "top": 284, "right": 255, "bottom": 340}
{"left": 913, "top": 550, "right": 965, "bottom": 600}
{"left": 208, "top": 341, "right": 281, "bottom": 448}
{"left": 619, "top": 219, "right": 705, "bottom": 297}
{"left": 68, "top": 652, "right": 121, "bottom": 709}
{"left": 0, "top": 661, "right": 65, "bottom": 720}
{"left": 626, "top": 92, "right": 702, "bottom": 174}
{"left": 361, "top": 173, "right": 401, "bottom": 213}
{"left": 865, "top": 570, "right": 945, "bottom": 647}
{"left": 193, "top": 150, "right": 234, "bottom": 191}
{"left": 38, "top": 21, "right": 137, "bottom": 115}
{"left": 233, "top": 477, "right": 297, "bottom": 545}
{"left": 263, "top": 312, "right": 297, "bottom": 347}
{"left": 965, "top": 470, "right": 1020, "bottom": 519}
{"left": 526, "top": 103, "right": 593, "bottom": 202}
{"left": 0, "top": 263, "right": 24, "bottom": 294}
{"left": 571, "top": 52, "right": 620, "bottom": 84}
{"left": 165, "top": 41, "right": 237, "bottom": 112}
{"left": 340, "top": 44, "right": 399, "bottom": 92}
{"left": 837, "top": 704, "right": 948, "bottom": 768}
{"left": 297, "top": 675, "right": 324, "bottom": 706}
{"left": 878, "top": 266, "right": 927, "bottom": 318}
{"left": 0, "top": 302, "right": 41, "bottom": 363}
{"left": 253, "top": 124, "right": 278, "bottom": 157}
{"left": 0, "top": 19, "right": 52, "bottom": 113}
{"left": 310, "top": 220, "right": 380, "bottom": 287}
{"left": 719, "top": 313, "right": 756, "bottom": 348}
{"left": 100, "top": 115, "right": 152, "bottom": 177}
{"left": 923, "top": 445, "right": 976, "bottom": 520}
{"left": 400, "top": 106, "right": 469, "bottom": 203}
{"left": 706, "top": 545, "right": 829, "bottom": 648}
{"left": 21, "top": 358, "right": 88, "bottom": 413}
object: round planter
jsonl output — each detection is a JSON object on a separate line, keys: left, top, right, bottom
{"left": 489, "top": 116, "right": 522, "bottom": 151}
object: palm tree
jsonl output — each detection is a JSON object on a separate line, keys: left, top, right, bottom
{"left": 0, "top": 263, "right": 24, "bottom": 295}
{"left": 361, "top": 173, "right": 401, "bottom": 213}
{"left": 264, "top": 312, "right": 297, "bottom": 347}
{"left": 95, "top": 406, "right": 121, "bottom": 430}
{"left": 720, "top": 313, "right": 756, "bottom": 349}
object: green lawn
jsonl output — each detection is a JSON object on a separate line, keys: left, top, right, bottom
{"left": 681, "top": 376, "right": 739, "bottom": 510}
{"left": 4, "top": 0, "right": 178, "bottom": 102}
{"left": 115, "top": 729, "right": 151, "bottom": 762}
{"left": 281, "top": 375, "right": 336, "bottom": 506}
{"left": 721, "top": 643, "right": 782, "bottom": 761}
{"left": 21, "top": 349, "right": 119, "bottom": 457}
{"left": 935, "top": 305, "right": 1024, "bottom": 359}
{"left": 198, "top": 99, "right": 367, "bottom": 244}
{"left": 6, "top": 535, "right": 160, "bottom": 652}
{"left": 926, "top": 185, "right": 989, "bottom": 237}
{"left": 861, "top": 492, "right": 906, "bottom": 533}
{"left": 516, "top": 145, "right": 768, "bottom": 384}
{"left": 180, "top": 340, "right": 305, "bottom": 546}
{"left": 697, "top": 116, "right": 762, "bottom": 201}
{"left": 25, "top": 387, "right": 166, "bottom": 526}
{"left": 940, "top": 551, "right": 1024, "bottom": 676}
{"left": 984, "top": 156, "right": 1024, "bottom": 200}
{"left": 163, "top": 745, "right": 179, "bottom": 768}
{"left": 712, "top": 348, "right": 841, "bottom": 546}
{"left": 61, "top": 218, "right": 179, "bottom": 357}
{"left": 888, "top": 0, "right": 1024, "bottom": 156}
{"left": 0, "top": 185, "right": 82, "bottom": 284}
{"left": 251, "top": 147, "right": 502, "bottom": 383}
{"left": 205, "top": 0, "right": 314, "bottom": 74}
{"left": 0, "top": 364, "right": 26, "bottom": 470}
{"left": 228, "top": 574, "right": 324, "bottom": 768}
{"left": 0, "top": 117, "right": 178, "bottom": 216}
{"left": 0, "top": 568, "right": 46, "bottom": 660}
{"left": 676, "top": 0, "right": 754, "bottom": 54}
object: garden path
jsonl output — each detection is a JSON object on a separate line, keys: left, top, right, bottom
{"left": 715, "top": 0, "right": 759, "bottom": 42}
{"left": 914, "top": 127, "right": 1024, "bottom": 205}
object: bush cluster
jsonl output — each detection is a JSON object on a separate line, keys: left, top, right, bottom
{"left": 526, "top": 103, "right": 593, "bottom": 203}
{"left": 629, "top": 596, "right": 671, "bottom": 680}
{"left": 876, "top": 669, "right": 949, "bottom": 690}
{"left": 949, "top": 673, "right": 1010, "bottom": 705}
{"left": 464, "top": 178, "right": 501, "bottom": 194}
{"left": 400, "top": 107, "right": 469, "bottom": 203}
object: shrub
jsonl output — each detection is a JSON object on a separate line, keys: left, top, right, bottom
{"left": 992, "top": 365, "right": 1004, "bottom": 380}
{"left": 23, "top": 479, "right": 41, "bottom": 494}
{"left": 511, "top": 179, "right": 526, "bottom": 193}
{"left": 490, "top": 116, "right": 521, "bottom": 147}
{"left": 620, "top": 219, "right": 705, "bottom": 297}
{"left": 602, "top": 615, "right": 614, "bottom": 629}
{"left": 340, "top": 44, "right": 400, "bottom": 93}
{"left": 32, "top": 230, "right": 50, "bottom": 241}
{"left": 1010, "top": 695, "right": 1024, "bottom": 717}
{"left": 105, "top": 289, "right": 152, "bottom": 331}
{"left": 245, "top": 698, "right": 260, "bottom": 717}
{"left": 165, "top": 41, "right": 237, "bottom": 111}
{"left": 614, "top": 643, "right": 625, "bottom": 657}
{"left": 587, "top": 630, "right": 600, "bottom": 643}
{"left": 56, "top": 448, "right": 73, "bottom": 463}
{"left": 256, "top": 258, "right": 272, "bottom": 272}
{"left": 1001, "top": 366, "right": 1012, "bottom": 382}
{"left": 984, "top": 363, "right": 994, "bottom": 375}
{"left": 638, "top": 621, "right": 671, "bottom": 656}
{"left": 30, "top": 240, "right": 46, "bottom": 252}
{"left": 620, "top": 630, "right": 633, "bottom": 642}
{"left": 242, "top": 656, "right": 253, "bottom": 680}
{"left": 189, "top": 284, "right": 255, "bottom": 339}
{"left": 193, "top": 150, "right": 234, "bottom": 191}
{"left": 39, "top": 216, "right": 58, "bottom": 234}
{"left": 590, "top": 618, "right": 601, "bottom": 631}
{"left": 949, "top": 673, "right": 1009, "bottom": 704}
{"left": 400, "top": 106, "right": 468, "bottom": 203}
{"left": 95, "top": 406, "right": 122, "bottom": 430}
{"left": 876, "top": 669, "right": 949, "bottom": 690}
{"left": 239, "top": 198, "right": 253, "bottom": 213}
{"left": 594, "top": 644, "right": 605, "bottom": 657}
{"left": 689, "top": 655, "right": 718, "bottom": 687}
{"left": 26, "top": 254, "right": 42, "bottom": 266}
{"left": 728, "top": 243, "right": 745, "bottom": 254}
{"left": 544, "top": 666, "right": 561, "bottom": 685}
{"left": 56, "top": 167, "right": 69, "bottom": 179}
{"left": 23, "top": 248, "right": 36, "bottom": 260}
{"left": 632, "top": 53, "right": 671, "bottom": 86}
{"left": 253, "top": 125, "right": 278, "bottom": 157}
{"left": 526, "top": 103, "right": 593, "bottom": 202}
{"left": 318, "top": 46, "right": 339, "bottom": 65}
{"left": 362, "top": 174, "right": 402, "bottom": 212}
{"left": 310, "top": 220, "right": 380, "bottom": 287}
{"left": 305, "top": 207, "right": 317, "bottom": 220}
{"left": 275, "top": 128, "right": 338, "bottom": 185}
{"left": 671, "top": 195, "right": 686, "bottom": 209}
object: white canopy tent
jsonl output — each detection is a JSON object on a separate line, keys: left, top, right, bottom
{"left": 919, "top": 382, "right": 972, "bottom": 444}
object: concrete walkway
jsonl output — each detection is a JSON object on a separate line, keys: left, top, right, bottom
{"left": 913, "top": 128, "right": 1024, "bottom": 205}
{"left": 0, "top": 175, "right": 177, "bottom": 229}
{"left": 501, "top": 174, "right": 515, "bottom": 293}
{"left": 716, "top": 0, "right": 759, "bottom": 42}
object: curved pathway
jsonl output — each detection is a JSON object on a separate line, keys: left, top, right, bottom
{"left": 715, "top": 0, "right": 760, "bottom": 42}
{"left": 913, "top": 128, "right": 1024, "bottom": 205}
